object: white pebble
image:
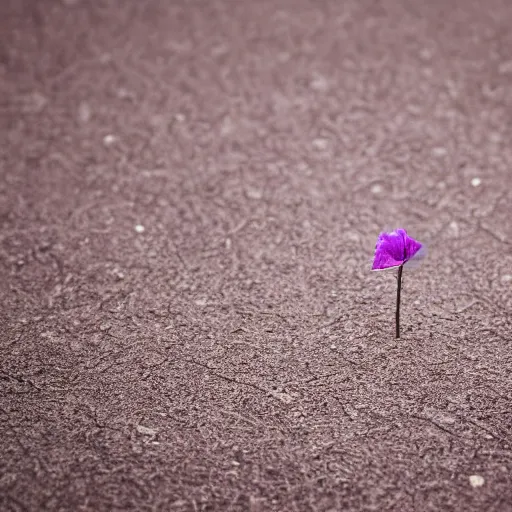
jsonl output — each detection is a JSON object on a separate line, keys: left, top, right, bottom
{"left": 498, "top": 60, "right": 512, "bottom": 74}
{"left": 134, "top": 224, "right": 145, "bottom": 233}
{"left": 471, "top": 177, "right": 481, "bottom": 187}
{"left": 136, "top": 425, "right": 157, "bottom": 436}
{"left": 23, "top": 91, "right": 48, "bottom": 114}
{"left": 469, "top": 475, "right": 485, "bottom": 488}
{"left": 312, "top": 138, "right": 328, "bottom": 150}
{"left": 246, "top": 188, "right": 263, "bottom": 200}
{"left": 310, "top": 74, "right": 328, "bottom": 92}
{"left": 449, "top": 221, "right": 459, "bottom": 237}
{"left": 432, "top": 147, "right": 447, "bottom": 157}
{"left": 78, "top": 102, "right": 91, "bottom": 123}
{"left": 103, "top": 134, "right": 116, "bottom": 146}
{"left": 419, "top": 48, "right": 432, "bottom": 61}
{"left": 370, "top": 184, "right": 383, "bottom": 195}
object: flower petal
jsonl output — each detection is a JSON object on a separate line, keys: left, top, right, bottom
{"left": 404, "top": 235, "right": 422, "bottom": 263}
{"left": 372, "top": 229, "right": 423, "bottom": 270}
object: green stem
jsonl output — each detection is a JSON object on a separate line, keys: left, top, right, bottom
{"left": 396, "top": 265, "right": 403, "bottom": 339}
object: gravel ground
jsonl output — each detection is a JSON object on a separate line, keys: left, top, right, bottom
{"left": 1, "top": 0, "right": 512, "bottom": 510}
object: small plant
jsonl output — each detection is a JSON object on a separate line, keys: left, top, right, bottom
{"left": 372, "top": 229, "right": 424, "bottom": 338}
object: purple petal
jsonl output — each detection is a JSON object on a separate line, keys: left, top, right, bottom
{"left": 403, "top": 232, "right": 422, "bottom": 262}
{"left": 372, "top": 229, "right": 423, "bottom": 270}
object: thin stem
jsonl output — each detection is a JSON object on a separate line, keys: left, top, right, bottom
{"left": 396, "top": 265, "right": 403, "bottom": 339}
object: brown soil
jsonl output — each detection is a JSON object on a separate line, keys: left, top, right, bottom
{"left": 1, "top": 0, "right": 512, "bottom": 511}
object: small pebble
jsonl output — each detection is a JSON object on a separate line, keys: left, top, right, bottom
{"left": 432, "top": 147, "right": 447, "bottom": 157}
{"left": 312, "top": 138, "right": 328, "bottom": 150}
{"left": 419, "top": 48, "right": 432, "bottom": 61}
{"left": 469, "top": 475, "right": 485, "bottom": 488}
{"left": 449, "top": 221, "right": 459, "bottom": 237}
{"left": 136, "top": 425, "right": 157, "bottom": 436}
{"left": 471, "top": 177, "right": 481, "bottom": 187}
{"left": 134, "top": 224, "right": 145, "bottom": 233}
{"left": 78, "top": 102, "right": 91, "bottom": 123}
{"left": 498, "top": 60, "right": 512, "bottom": 74}
{"left": 113, "top": 269, "right": 125, "bottom": 280}
{"left": 103, "top": 134, "right": 116, "bottom": 146}
{"left": 310, "top": 74, "right": 328, "bottom": 92}
{"left": 246, "top": 188, "right": 263, "bottom": 200}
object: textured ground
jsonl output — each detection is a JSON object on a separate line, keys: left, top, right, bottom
{"left": 1, "top": 0, "right": 512, "bottom": 510}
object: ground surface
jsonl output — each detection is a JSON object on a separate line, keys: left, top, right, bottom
{"left": 1, "top": 0, "right": 512, "bottom": 511}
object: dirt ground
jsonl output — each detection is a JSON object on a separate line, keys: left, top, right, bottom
{"left": 1, "top": 0, "right": 512, "bottom": 510}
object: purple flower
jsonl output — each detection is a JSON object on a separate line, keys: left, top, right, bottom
{"left": 372, "top": 229, "right": 423, "bottom": 271}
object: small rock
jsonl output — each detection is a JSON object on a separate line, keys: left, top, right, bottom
{"left": 449, "top": 221, "right": 459, "bottom": 237}
{"left": 78, "top": 102, "right": 91, "bottom": 123}
{"left": 271, "top": 391, "right": 294, "bottom": 404}
{"left": 471, "top": 177, "right": 481, "bottom": 187}
{"left": 489, "top": 132, "right": 502, "bottom": 143}
{"left": 310, "top": 74, "right": 328, "bottom": 92}
{"left": 432, "top": 147, "right": 447, "bottom": 157}
{"left": 103, "top": 134, "right": 116, "bottom": 146}
{"left": 469, "top": 475, "right": 485, "bottom": 488}
{"left": 245, "top": 188, "right": 263, "bottom": 200}
{"left": 117, "top": 88, "right": 134, "bottom": 100}
{"left": 99, "top": 53, "right": 112, "bottom": 64}
{"left": 419, "top": 48, "right": 432, "bottom": 61}
{"left": 113, "top": 269, "right": 125, "bottom": 280}
{"left": 220, "top": 116, "right": 234, "bottom": 136}
{"left": 23, "top": 92, "right": 48, "bottom": 114}
{"left": 500, "top": 274, "right": 512, "bottom": 284}
{"left": 312, "top": 138, "right": 328, "bottom": 150}
{"left": 439, "top": 415, "right": 456, "bottom": 425}
{"left": 498, "top": 60, "right": 512, "bottom": 74}
{"left": 134, "top": 224, "right": 145, "bottom": 233}
{"left": 370, "top": 183, "right": 383, "bottom": 195}
{"left": 136, "top": 425, "right": 157, "bottom": 436}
